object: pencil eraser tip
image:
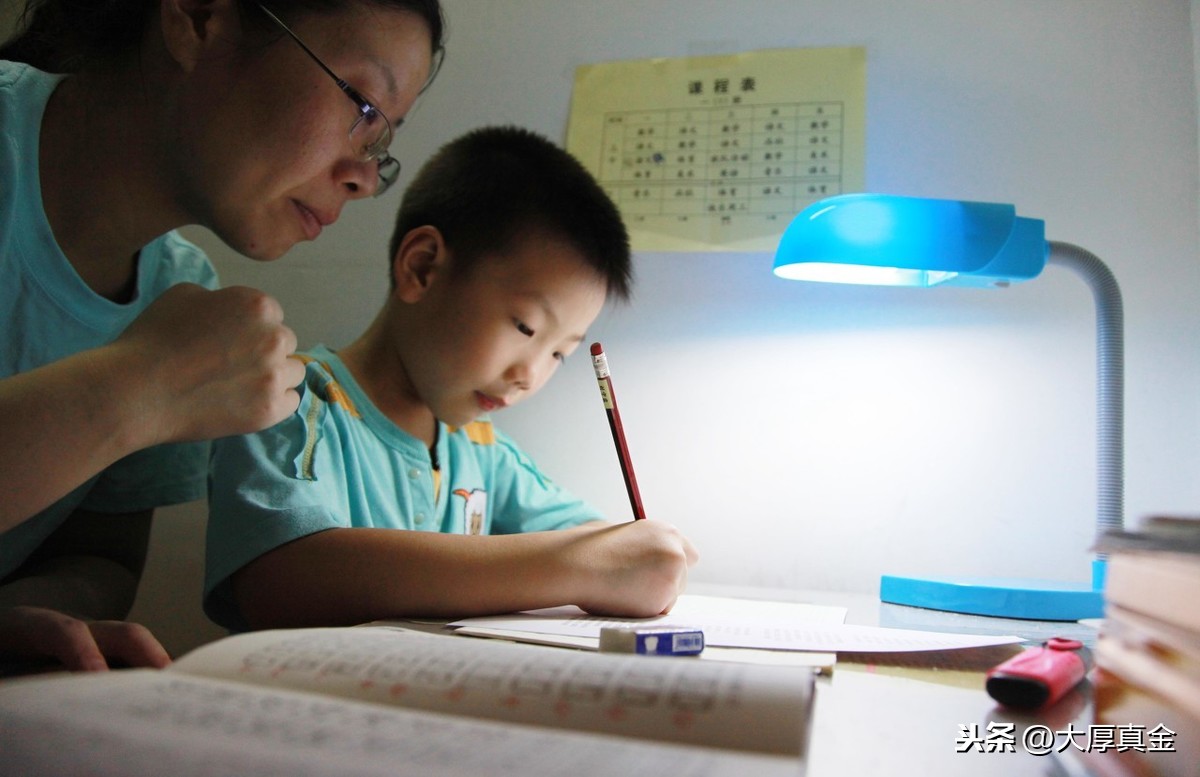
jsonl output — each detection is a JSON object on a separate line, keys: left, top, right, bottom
{"left": 590, "top": 342, "right": 603, "bottom": 355}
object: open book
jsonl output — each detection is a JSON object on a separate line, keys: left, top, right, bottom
{"left": 0, "top": 625, "right": 813, "bottom": 777}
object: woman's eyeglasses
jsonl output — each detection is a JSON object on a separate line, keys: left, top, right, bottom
{"left": 257, "top": 4, "right": 402, "bottom": 195}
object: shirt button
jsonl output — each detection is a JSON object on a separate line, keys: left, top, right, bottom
{"left": 414, "top": 513, "right": 426, "bottom": 525}
{"left": 407, "top": 467, "right": 420, "bottom": 480}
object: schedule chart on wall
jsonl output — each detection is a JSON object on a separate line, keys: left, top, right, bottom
{"left": 567, "top": 47, "right": 866, "bottom": 252}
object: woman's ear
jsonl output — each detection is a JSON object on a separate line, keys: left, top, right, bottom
{"left": 391, "top": 226, "right": 448, "bottom": 302}
{"left": 160, "top": 0, "right": 240, "bottom": 73}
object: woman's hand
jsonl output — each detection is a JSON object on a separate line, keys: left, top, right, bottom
{"left": 0, "top": 606, "right": 171, "bottom": 672}
{"left": 114, "top": 283, "right": 307, "bottom": 445}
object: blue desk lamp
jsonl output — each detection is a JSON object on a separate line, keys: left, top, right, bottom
{"left": 773, "top": 193, "right": 1122, "bottom": 620}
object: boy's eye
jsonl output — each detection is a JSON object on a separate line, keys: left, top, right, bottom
{"left": 514, "top": 320, "right": 534, "bottom": 337}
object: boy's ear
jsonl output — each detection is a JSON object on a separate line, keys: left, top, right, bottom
{"left": 391, "top": 226, "right": 448, "bottom": 302}
{"left": 160, "top": 0, "right": 240, "bottom": 73}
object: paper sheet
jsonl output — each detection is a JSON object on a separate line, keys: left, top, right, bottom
{"left": 449, "top": 626, "right": 839, "bottom": 670}
{"left": 566, "top": 47, "right": 866, "bottom": 252}
{"left": 449, "top": 594, "right": 1021, "bottom": 654}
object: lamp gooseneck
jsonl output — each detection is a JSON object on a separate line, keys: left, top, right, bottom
{"left": 1046, "top": 242, "right": 1125, "bottom": 551}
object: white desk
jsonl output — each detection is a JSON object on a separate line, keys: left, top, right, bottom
{"left": 687, "top": 583, "right": 1098, "bottom": 776}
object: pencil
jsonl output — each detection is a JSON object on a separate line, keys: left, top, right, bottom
{"left": 590, "top": 342, "right": 647, "bottom": 521}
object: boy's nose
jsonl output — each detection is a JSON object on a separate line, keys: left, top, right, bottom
{"left": 504, "top": 360, "right": 534, "bottom": 392}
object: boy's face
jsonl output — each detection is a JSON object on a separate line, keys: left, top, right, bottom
{"left": 401, "top": 230, "right": 609, "bottom": 428}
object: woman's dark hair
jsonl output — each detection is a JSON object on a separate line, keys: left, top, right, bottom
{"left": 390, "top": 125, "right": 633, "bottom": 302}
{"left": 0, "top": 0, "right": 445, "bottom": 76}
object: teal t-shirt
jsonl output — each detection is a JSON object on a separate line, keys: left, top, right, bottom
{"left": 0, "top": 61, "right": 219, "bottom": 579}
{"left": 204, "top": 345, "right": 602, "bottom": 630}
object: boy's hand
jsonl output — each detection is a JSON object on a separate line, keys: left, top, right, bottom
{"left": 0, "top": 606, "right": 171, "bottom": 672}
{"left": 569, "top": 521, "right": 699, "bottom": 618}
{"left": 112, "top": 284, "right": 307, "bottom": 444}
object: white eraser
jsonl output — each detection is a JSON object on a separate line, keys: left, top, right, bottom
{"left": 599, "top": 627, "right": 705, "bottom": 656}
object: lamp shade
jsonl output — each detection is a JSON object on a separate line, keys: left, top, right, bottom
{"left": 773, "top": 193, "right": 1048, "bottom": 288}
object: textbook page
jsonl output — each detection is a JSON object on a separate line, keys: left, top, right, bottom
{"left": 168, "top": 625, "right": 813, "bottom": 757}
{"left": 0, "top": 670, "right": 799, "bottom": 777}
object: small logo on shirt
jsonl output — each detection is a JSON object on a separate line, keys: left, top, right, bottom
{"left": 453, "top": 488, "right": 487, "bottom": 535}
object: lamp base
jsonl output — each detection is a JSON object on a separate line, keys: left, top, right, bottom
{"left": 880, "top": 573, "right": 1105, "bottom": 621}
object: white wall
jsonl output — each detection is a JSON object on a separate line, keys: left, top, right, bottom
{"left": 196, "top": 0, "right": 1199, "bottom": 598}
{"left": 9, "top": 1, "right": 1200, "bottom": 649}
{"left": 1195, "top": 0, "right": 1200, "bottom": 188}
{"left": 192, "top": 0, "right": 1195, "bottom": 594}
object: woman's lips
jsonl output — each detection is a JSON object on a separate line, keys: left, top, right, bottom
{"left": 295, "top": 201, "right": 333, "bottom": 240}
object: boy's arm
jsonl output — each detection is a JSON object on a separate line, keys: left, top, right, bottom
{"left": 0, "top": 509, "right": 171, "bottom": 670}
{"left": 230, "top": 519, "right": 698, "bottom": 630}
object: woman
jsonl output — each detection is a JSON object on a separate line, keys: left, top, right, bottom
{"left": 0, "top": 0, "right": 445, "bottom": 671}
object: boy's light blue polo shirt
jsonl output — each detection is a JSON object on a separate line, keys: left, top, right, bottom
{"left": 204, "top": 345, "right": 602, "bottom": 630}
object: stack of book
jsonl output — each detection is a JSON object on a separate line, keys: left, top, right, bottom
{"left": 1087, "top": 515, "right": 1200, "bottom": 777}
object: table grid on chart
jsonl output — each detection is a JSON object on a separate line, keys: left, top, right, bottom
{"left": 598, "top": 101, "right": 845, "bottom": 220}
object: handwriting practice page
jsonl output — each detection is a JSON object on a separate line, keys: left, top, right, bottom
{"left": 0, "top": 670, "right": 799, "bottom": 777}
{"left": 169, "top": 626, "right": 813, "bottom": 756}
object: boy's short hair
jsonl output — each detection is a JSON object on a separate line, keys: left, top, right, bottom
{"left": 388, "top": 125, "right": 632, "bottom": 301}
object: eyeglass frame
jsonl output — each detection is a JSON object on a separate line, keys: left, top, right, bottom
{"left": 256, "top": 3, "right": 402, "bottom": 196}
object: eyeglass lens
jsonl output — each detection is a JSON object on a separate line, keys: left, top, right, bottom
{"left": 347, "top": 103, "right": 402, "bottom": 195}
{"left": 377, "top": 157, "right": 401, "bottom": 194}
{"left": 349, "top": 107, "right": 390, "bottom": 158}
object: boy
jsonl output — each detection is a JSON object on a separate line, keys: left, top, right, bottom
{"left": 204, "top": 126, "right": 698, "bottom": 632}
